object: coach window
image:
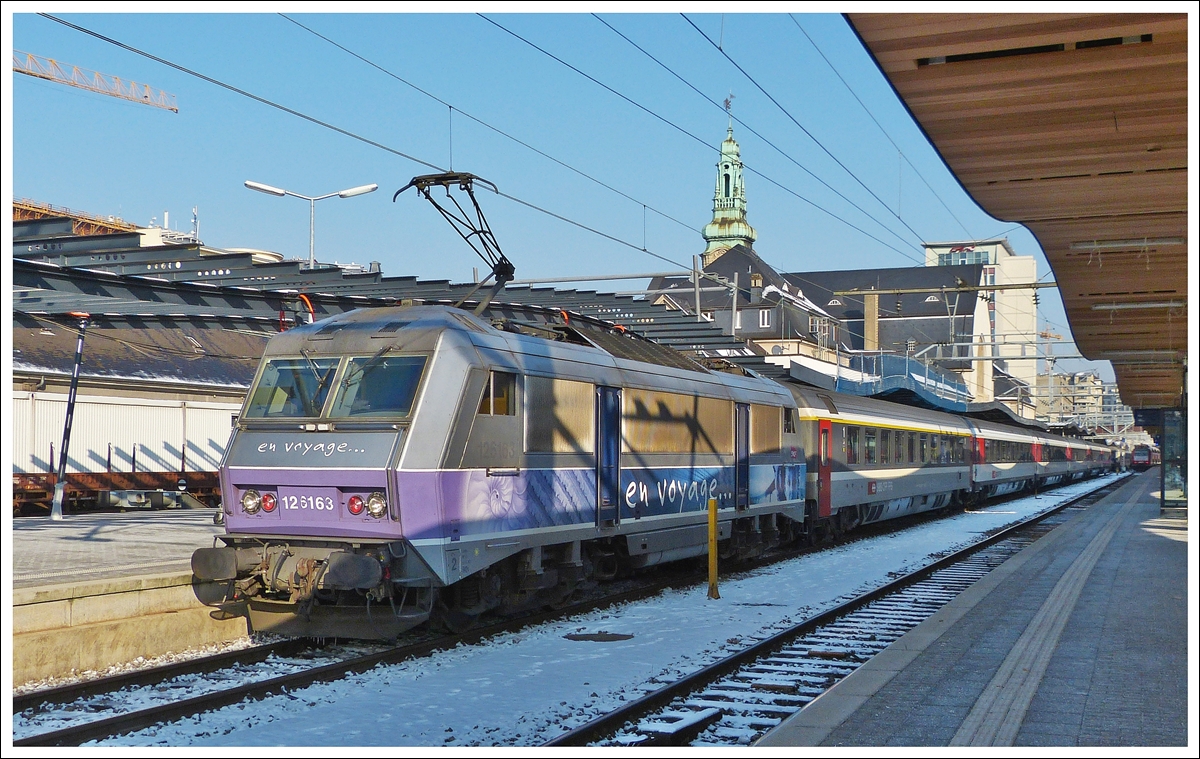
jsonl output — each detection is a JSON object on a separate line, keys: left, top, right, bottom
{"left": 879, "top": 429, "right": 891, "bottom": 465}
{"left": 844, "top": 426, "right": 859, "bottom": 465}
{"left": 907, "top": 432, "right": 915, "bottom": 464}
{"left": 864, "top": 428, "right": 877, "bottom": 464}
{"left": 930, "top": 434, "right": 940, "bottom": 464}
{"left": 478, "top": 371, "right": 517, "bottom": 416}
{"left": 918, "top": 433, "right": 928, "bottom": 463}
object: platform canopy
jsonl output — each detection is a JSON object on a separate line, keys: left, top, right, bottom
{"left": 847, "top": 13, "right": 1188, "bottom": 409}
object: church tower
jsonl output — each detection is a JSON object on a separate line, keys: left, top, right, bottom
{"left": 701, "top": 123, "right": 757, "bottom": 266}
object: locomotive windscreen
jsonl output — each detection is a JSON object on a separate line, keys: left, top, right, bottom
{"left": 330, "top": 355, "right": 427, "bottom": 418}
{"left": 245, "top": 358, "right": 339, "bottom": 418}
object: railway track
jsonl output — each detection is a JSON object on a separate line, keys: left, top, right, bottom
{"left": 11, "top": 484, "right": 961, "bottom": 746}
{"left": 13, "top": 474, "right": 1125, "bottom": 746}
{"left": 545, "top": 474, "right": 1127, "bottom": 747}
{"left": 12, "top": 563, "right": 716, "bottom": 746}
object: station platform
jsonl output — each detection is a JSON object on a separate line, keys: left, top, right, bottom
{"left": 10, "top": 509, "right": 248, "bottom": 686}
{"left": 757, "top": 470, "right": 1191, "bottom": 748}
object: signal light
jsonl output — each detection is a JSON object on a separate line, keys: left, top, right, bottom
{"left": 367, "top": 492, "right": 387, "bottom": 518}
{"left": 261, "top": 492, "right": 277, "bottom": 512}
{"left": 241, "top": 489, "right": 262, "bottom": 514}
{"left": 347, "top": 495, "right": 365, "bottom": 515}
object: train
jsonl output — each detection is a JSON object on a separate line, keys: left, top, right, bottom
{"left": 1130, "top": 444, "right": 1161, "bottom": 472}
{"left": 191, "top": 303, "right": 1116, "bottom": 639}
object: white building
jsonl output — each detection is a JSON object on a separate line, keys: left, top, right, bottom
{"left": 924, "top": 239, "right": 1039, "bottom": 413}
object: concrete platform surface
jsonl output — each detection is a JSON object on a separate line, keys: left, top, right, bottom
{"left": 757, "top": 470, "right": 1192, "bottom": 748}
{"left": 8, "top": 509, "right": 244, "bottom": 684}
{"left": 12, "top": 509, "right": 224, "bottom": 589}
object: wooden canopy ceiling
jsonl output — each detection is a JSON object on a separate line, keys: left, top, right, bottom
{"left": 847, "top": 13, "right": 1188, "bottom": 409}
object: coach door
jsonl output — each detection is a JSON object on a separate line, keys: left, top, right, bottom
{"left": 735, "top": 402, "right": 750, "bottom": 510}
{"left": 818, "top": 419, "right": 832, "bottom": 518}
{"left": 596, "top": 386, "right": 622, "bottom": 526}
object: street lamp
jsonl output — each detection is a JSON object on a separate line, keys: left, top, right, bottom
{"left": 244, "top": 180, "right": 378, "bottom": 270}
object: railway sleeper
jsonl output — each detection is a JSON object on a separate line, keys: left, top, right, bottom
{"left": 634, "top": 707, "right": 724, "bottom": 746}
{"left": 702, "top": 686, "right": 811, "bottom": 704}
{"left": 684, "top": 698, "right": 806, "bottom": 716}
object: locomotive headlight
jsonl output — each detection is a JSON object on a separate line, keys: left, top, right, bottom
{"left": 367, "top": 492, "right": 388, "bottom": 519}
{"left": 241, "top": 489, "right": 262, "bottom": 514}
{"left": 347, "top": 495, "right": 365, "bottom": 515}
{"left": 261, "top": 492, "right": 277, "bottom": 513}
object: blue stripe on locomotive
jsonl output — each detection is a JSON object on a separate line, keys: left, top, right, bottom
{"left": 417, "top": 463, "right": 806, "bottom": 540}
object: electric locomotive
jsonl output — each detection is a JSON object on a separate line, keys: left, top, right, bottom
{"left": 193, "top": 304, "right": 808, "bottom": 638}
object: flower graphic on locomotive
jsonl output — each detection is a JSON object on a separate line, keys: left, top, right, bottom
{"left": 458, "top": 469, "right": 594, "bottom": 535}
{"left": 487, "top": 475, "right": 525, "bottom": 521}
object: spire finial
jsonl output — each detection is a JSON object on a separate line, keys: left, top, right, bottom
{"left": 723, "top": 91, "right": 735, "bottom": 132}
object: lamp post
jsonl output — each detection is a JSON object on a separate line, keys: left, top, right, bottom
{"left": 244, "top": 180, "right": 377, "bottom": 270}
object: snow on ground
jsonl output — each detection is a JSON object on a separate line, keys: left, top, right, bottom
{"left": 90, "top": 476, "right": 1119, "bottom": 747}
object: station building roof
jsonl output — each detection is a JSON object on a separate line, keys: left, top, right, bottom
{"left": 846, "top": 12, "right": 1188, "bottom": 409}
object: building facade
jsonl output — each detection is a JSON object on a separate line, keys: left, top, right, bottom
{"left": 923, "top": 239, "right": 1040, "bottom": 396}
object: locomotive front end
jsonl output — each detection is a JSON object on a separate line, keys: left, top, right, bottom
{"left": 192, "top": 307, "right": 451, "bottom": 639}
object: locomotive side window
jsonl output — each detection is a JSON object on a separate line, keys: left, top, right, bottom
{"left": 478, "top": 371, "right": 518, "bottom": 416}
{"left": 525, "top": 376, "right": 594, "bottom": 453}
{"left": 622, "top": 389, "right": 733, "bottom": 454}
{"left": 245, "top": 357, "right": 340, "bottom": 418}
{"left": 329, "top": 355, "right": 427, "bottom": 418}
{"left": 750, "top": 404, "right": 782, "bottom": 454}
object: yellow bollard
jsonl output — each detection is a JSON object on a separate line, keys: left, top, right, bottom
{"left": 708, "top": 497, "right": 720, "bottom": 599}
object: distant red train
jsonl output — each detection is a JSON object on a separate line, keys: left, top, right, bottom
{"left": 1130, "top": 445, "right": 1160, "bottom": 472}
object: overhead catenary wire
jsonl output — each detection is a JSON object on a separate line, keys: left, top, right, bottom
{"left": 36, "top": 13, "right": 703, "bottom": 277}
{"left": 34, "top": 14, "right": 1046, "bottom": 327}
{"left": 593, "top": 13, "right": 927, "bottom": 263}
{"left": 788, "top": 14, "right": 979, "bottom": 242}
{"left": 35, "top": 14, "right": 444, "bottom": 173}
{"left": 681, "top": 14, "right": 931, "bottom": 254}
{"left": 277, "top": 13, "right": 702, "bottom": 241}
{"left": 479, "top": 13, "right": 925, "bottom": 265}
{"left": 40, "top": 12, "right": 912, "bottom": 307}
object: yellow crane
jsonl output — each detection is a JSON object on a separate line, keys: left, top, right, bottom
{"left": 13, "top": 50, "right": 178, "bottom": 112}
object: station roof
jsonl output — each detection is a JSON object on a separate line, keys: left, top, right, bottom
{"left": 784, "top": 264, "right": 985, "bottom": 322}
{"left": 846, "top": 13, "right": 1188, "bottom": 409}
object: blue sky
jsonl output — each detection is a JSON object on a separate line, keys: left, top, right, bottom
{"left": 8, "top": 9, "right": 1117, "bottom": 380}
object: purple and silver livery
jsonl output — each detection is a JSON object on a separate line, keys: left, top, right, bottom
{"left": 192, "top": 305, "right": 806, "bottom": 638}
